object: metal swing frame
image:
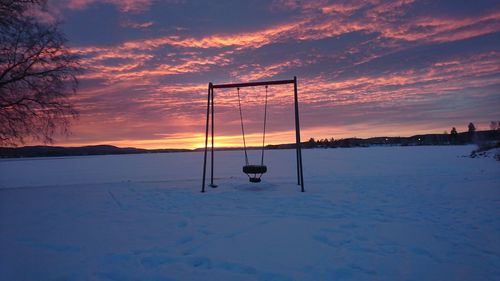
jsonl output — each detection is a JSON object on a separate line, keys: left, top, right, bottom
{"left": 201, "top": 76, "right": 305, "bottom": 192}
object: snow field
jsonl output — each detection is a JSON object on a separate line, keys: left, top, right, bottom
{"left": 0, "top": 146, "right": 499, "bottom": 280}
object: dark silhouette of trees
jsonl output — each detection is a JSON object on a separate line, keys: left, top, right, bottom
{"left": 491, "top": 121, "right": 498, "bottom": 131}
{"left": 450, "top": 127, "right": 458, "bottom": 144}
{"left": 304, "top": 137, "right": 316, "bottom": 148}
{"left": 467, "top": 122, "right": 476, "bottom": 143}
{"left": 297, "top": 129, "right": 499, "bottom": 149}
{"left": 468, "top": 122, "right": 476, "bottom": 133}
{"left": 451, "top": 127, "right": 458, "bottom": 136}
{"left": 317, "top": 138, "right": 330, "bottom": 148}
{"left": 0, "top": 0, "right": 80, "bottom": 146}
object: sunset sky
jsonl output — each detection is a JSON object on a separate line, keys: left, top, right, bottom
{"left": 37, "top": 0, "right": 499, "bottom": 149}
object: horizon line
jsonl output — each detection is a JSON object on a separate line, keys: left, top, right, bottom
{"left": 5, "top": 129, "right": 494, "bottom": 151}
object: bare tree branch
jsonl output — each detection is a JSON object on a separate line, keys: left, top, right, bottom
{"left": 0, "top": 0, "right": 80, "bottom": 146}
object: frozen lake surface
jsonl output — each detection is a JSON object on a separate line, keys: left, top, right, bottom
{"left": 1, "top": 146, "right": 499, "bottom": 280}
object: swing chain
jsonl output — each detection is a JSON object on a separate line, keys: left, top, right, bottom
{"left": 236, "top": 87, "right": 249, "bottom": 166}
{"left": 237, "top": 86, "right": 269, "bottom": 168}
{"left": 261, "top": 85, "right": 268, "bottom": 165}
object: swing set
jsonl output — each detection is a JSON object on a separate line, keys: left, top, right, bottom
{"left": 201, "top": 77, "right": 305, "bottom": 192}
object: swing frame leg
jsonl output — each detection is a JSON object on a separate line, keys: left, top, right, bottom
{"left": 202, "top": 84, "right": 218, "bottom": 192}
{"left": 201, "top": 83, "right": 212, "bottom": 192}
{"left": 294, "top": 76, "right": 305, "bottom": 192}
{"left": 209, "top": 86, "right": 217, "bottom": 188}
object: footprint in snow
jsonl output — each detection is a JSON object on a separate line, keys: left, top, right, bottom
{"left": 217, "top": 262, "right": 257, "bottom": 275}
{"left": 140, "top": 255, "right": 178, "bottom": 268}
{"left": 349, "top": 263, "right": 377, "bottom": 275}
{"left": 177, "top": 236, "right": 193, "bottom": 244}
{"left": 339, "top": 223, "right": 358, "bottom": 229}
{"left": 330, "top": 267, "right": 353, "bottom": 279}
{"left": 198, "top": 227, "right": 211, "bottom": 235}
{"left": 132, "top": 247, "right": 168, "bottom": 256}
{"left": 24, "top": 241, "right": 80, "bottom": 253}
{"left": 188, "top": 257, "right": 212, "bottom": 269}
{"left": 410, "top": 247, "right": 434, "bottom": 259}
{"left": 313, "top": 235, "right": 351, "bottom": 248}
{"left": 95, "top": 271, "right": 131, "bottom": 281}
{"left": 140, "top": 255, "right": 212, "bottom": 270}
{"left": 410, "top": 246, "right": 442, "bottom": 263}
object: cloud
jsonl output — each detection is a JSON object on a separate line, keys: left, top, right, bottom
{"left": 63, "top": 0, "right": 154, "bottom": 13}
{"left": 67, "top": 0, "right": 498, "bottom": 60}
{"left": 37, "top": 0, "right": 500, "bottom": 148}
{"left": 120, "top": 20, "right": 154, "bottom": 29}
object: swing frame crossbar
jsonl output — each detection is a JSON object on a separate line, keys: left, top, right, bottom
{"left": 201, "top": 76, "right": 305, "bottom": 192}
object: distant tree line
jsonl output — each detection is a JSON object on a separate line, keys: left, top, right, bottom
{"left": 299, "top": 122, "right": 500, "bottom": 149}
{"left": 0, "top": 145, "right": 191, "bottom": 158}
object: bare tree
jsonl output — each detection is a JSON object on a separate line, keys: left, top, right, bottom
{"left": 0, "top": 0, "right": 80, "bottom": 146}
{"left": 490, "top": 121, "right": 498, "bottom": 131}
{"left": 450, "top": 127, "right": 458, "bottom": 136}
{"left": 468, "top": 122, "right": 476, "bottom": 133}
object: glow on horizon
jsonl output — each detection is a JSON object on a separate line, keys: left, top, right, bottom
{"left": 55, "top": 122, "right": 485, "bottom": 150}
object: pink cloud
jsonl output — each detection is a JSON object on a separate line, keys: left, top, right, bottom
{"left": 83, "top": 4, "right": 497, "bottom": 54}
{"left": 120, "top": 20, "right": 154, "bottom": 29}
{"left": 63, "top": 0, "right": 153, "bottom": 13}
{"left": 65, "top": 0, "right": 498, "bottom": 87}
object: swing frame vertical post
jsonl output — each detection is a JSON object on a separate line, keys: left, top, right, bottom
{"left": 293, "top": 76, "right": 305, "bottom": 192}
{"left": 201, "top": 83, "right": 212, "bottom": 192}
{"left": 209, "top": 86, "right": 217, "bottom": 188}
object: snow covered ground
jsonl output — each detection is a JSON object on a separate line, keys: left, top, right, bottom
{"left": 1, "top": 145, "right": 499, "bottom": 281}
